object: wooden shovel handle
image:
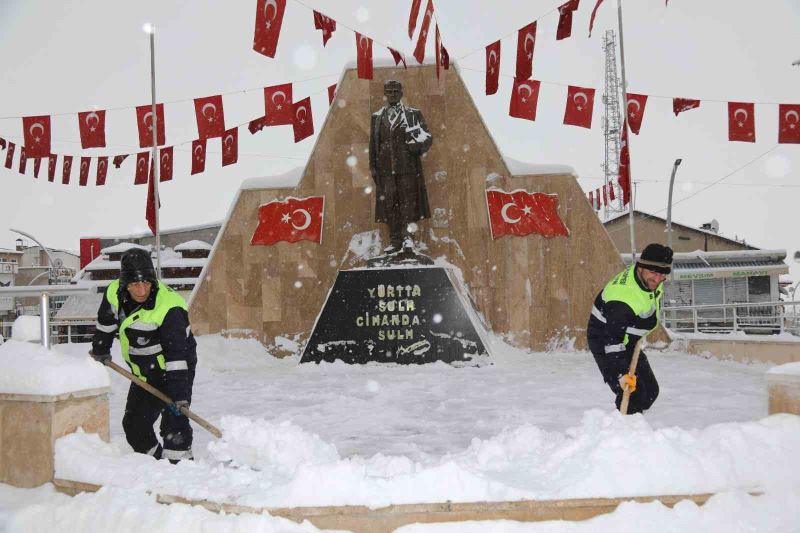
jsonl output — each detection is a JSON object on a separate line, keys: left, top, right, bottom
{"left": 619, "top": 340, "right": 643, "bottom": 416}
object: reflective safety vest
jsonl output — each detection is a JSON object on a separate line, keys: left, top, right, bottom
{"left": 105, "top": 280, "right": 188, "bottom": 381}
{"left": 600, "top": 265, "right": 662, "bottom": 347}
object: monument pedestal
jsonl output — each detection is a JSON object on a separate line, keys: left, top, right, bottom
{"left": 301, "top": 266, "right": 490, "bottom": 365}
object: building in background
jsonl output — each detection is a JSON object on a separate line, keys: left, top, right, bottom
{"left": 0, "top": 248, "right": 23, "bottom": 322}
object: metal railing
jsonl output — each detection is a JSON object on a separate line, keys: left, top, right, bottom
{"left": 0, "top": 319, "right": 95, "bottom": 344}
{"left": 662, "top": 300, "right": 800, "bottom": 336}
{"left": 0, "top": 285, "right": 93, "bottom": 346}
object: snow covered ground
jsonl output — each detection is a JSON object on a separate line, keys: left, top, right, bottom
{"left": 1, "top": 334, "right": 799, "bottom": 532}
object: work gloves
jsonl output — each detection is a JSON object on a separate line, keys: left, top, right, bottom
{"left": 89, "top": 349, "right": 111, "bottom": 365}
{"left": 166, "top": 400, "right": 189, "bottom": 417}
{"left": 619, "top": 373, "right": 637, "bottom": 393}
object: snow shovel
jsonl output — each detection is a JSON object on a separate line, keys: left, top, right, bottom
{"left": 619, "top": 339, "right": 642, "bottom": 416}
{"left": 104, "top": 360, "right": 222, "bottom": 438}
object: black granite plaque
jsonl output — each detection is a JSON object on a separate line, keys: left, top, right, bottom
{"left": 300, "top": 266, "right": 490, "bottom": 364}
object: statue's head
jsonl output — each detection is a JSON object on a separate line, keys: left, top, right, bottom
{"left": 384, "top": 80, "right": 403, "bottom": 105}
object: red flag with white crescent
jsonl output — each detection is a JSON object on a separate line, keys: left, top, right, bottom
{"left": 388, "top": 47, "right": 407, "bottom": 69}
{"left": 485, "top": 41, "right": 501, "bottom": 95}
{"left": 408, "top": 0, "right": 422, "bottom": 38}
{"left": 48, "top": 154, "right": 57, "bottom": 182}
{"left": 96, "top": 156, "right": 108, "bottom": 186}
{"left": 251, "top": 196, "right": 325, "bottom": 245}
{"left": 355, "top": 32, "right": 373, "bottom": 80}
{"left": 145, "top": 166, "right": 161, "bottom": 236}
{"left": 292, "top": 97, "right": 314, "bottom": 143}
{"left": 618, "top": 119, "right": 631, "bottom": 206}
{"left": 673, "top": 98, "right": 700, "bottom": 116}
{"left": 136, "top": 103, "right": 166, "bottom": 148}
{"left": 588, "top": 0, "right": 605, "bottom": 37}
{"left": 626, "top": 93, "right": 648, "bottom": 135}
{"left": 516, "top": 21, "right": 536, "bottom": 81}
{"left": 134, "top": 152, "right": 150, "bottom": 185}
{"left": 4, "top": 142, "right": 14, "bottom": 169}
{"left": 728, "top": 102, "right": 755, "bottom": 142}
{"left": 113, "top": 154, "right": 128, "bottom": 169}
{"left": 313, "top": 11, "right": 336, "bottom": 46}
{"left": 563, "top": 86, "right": 595, "bottom": 128}
{"left": 194, "top": 95, "right": 226, "bottom": 140}
{"left": 486, "top": 188, "right": 570, "bottom": 239}
{"left": 22, "top": 115, "right": 51, "bottom": 158}
{"left": 18, "top": 147, "right": 27, "bottom": 175}
{"left": 556, "top": 0, "right": 579, "bottom": 40}
{"left": 413, "top": 0, "right": 434, "bottom": 64}
{"left": 191, "top": 139, "right": 206, "bottom": 175}
{"left": 253, "top": 0, "right": 286, "bottom": 58}
{"left": 62, "top": 155, "right": 73, "bottom": 185}
{"left": 435, "top": 25, "right": 441, "bottom": 79}
{"left": 509, "top": 78, "right": 541, "bottom": 121}
{"left": 78, "top": 110, "right": 106, "bottom": 148}
{"left": 79, "top": 156, "right": 91, "bottom": 186}
{"left": 264, "top": 83, "right": 293, "bottom": 126}
{"left": 159, "top": 146, "right": 174, "bottom": 182}
{"left": 778, "top": 104, "right": 800, "bottom": 144}
{"left": 221, "top": 128, "right": 239, "bottom": 166}
{"left": 33, "top": 157, "right": 41, "bottom": 178}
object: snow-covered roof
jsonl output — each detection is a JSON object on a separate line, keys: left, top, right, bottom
{"left": 99, "top": 242, "right": 151, "bottom": 255}
{"left": 174, "top": 240, "right": 212, "bottom": 252}
{"left": 502, "top": 155, "right": 577, "bottom": 177}
{"left": 0, "top": 248, "right": 23, "bottom": 255}
{"left": 81, "top": 221, "right": 222, "bottom": 241}
{"left": 240, "top": 167, "right": 306, "bottom": 190}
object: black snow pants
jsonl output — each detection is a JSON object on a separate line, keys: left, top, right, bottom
{"left": 589, "top": 340, "right": 659, "bottom": 414}
{"left": 122, "top": 370, "right": 194, "bottom": 461}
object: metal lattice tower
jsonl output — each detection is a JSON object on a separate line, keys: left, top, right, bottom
{"left": 601, "top": 29, "right": 624, "bottom": 217}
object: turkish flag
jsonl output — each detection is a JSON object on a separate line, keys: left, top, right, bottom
{"left": 248, "top": 117, "right": 267, "bottom": 134}
{"left": 313, "top": 11, "right": 336, "bottom": 46}
{"left": 79, "top": 156, "right": 91, "bottom": 186}
{"left": 486, "top": 41, "right": 501, "bottom": 95}
{"left": 486, "top": 189, "right": 570, "bottom": 239}
{"left": 618, "top": 120, "right": 631, "bottom": 206}
{"left": 516, "top": 21, "right": 536, "bottom": 80}
{"left": 0, "top": 137, "right": 5, "bottom": 150}
{"left": 222, "top": 128, "right": 239, "bottom": 167}
{"left": 673, "top": 98, "right": 700, "bottom": 116}
{"left": 413, "top": 0, "right": 434, "bottom": 64}
{"left": 113, "top": 154, "right": 129, "bottom": 168}
{"left": 253, "top": 0, "right": 286, "bottom": 58}
{"left": 293, "top": 97, "right": 314, "bottom": 143}
{"left": 435, "top": 25, "right": 442, "bottom": 79}
{"left": 509, "top": 78, "right": 541, "bottom": 121}
{"left": 136, "top": 103, "right": 166, "bottom": 148}
{"left": 563, "top": 86, "right": 595, "bottom": 129}
{"left": 145, "top": 166, "right": 161, "bottom": 236}
{"left": 264, "top": 83, "right": 293, "bottom": 126}
{"left": 22, "top": 115, "right": 51, "bottom": 158}
{"left": 556, "top": 0, "right": 579, "bottom": 40}
{"left": 588, "top": 0, "right": 605, "bottom": 37}
{"left": 48, "top": 154, "right": 57, "bottom": 182}
{"left": 251, "top": 196, "right": 325, "bottom": 245}
{"left": 33, "top": 157, "right": 41, "bottom": 178}
{"left": 408, "top": 0, "right": 422, "bottom": 38}
{"left": 18, "top": 147, "right": 27, "bottom": 175}
{"left": 62, "top": 155, "right": 73, "bottom": 185}
{"left": 356, "top": 32, "right": 373, "bottom": 80}
{"left": 328, "top": 84, "right": 337, "bottom": 105}
{"left": 191, "top": 139, "right": 206, "bottom": 175}
{"left": 626, "top": 93, "right": 648, "bottom": 135}
{"left": 78, "top": 110, "right": 106, "bottom": 148}
{"left": 778, "top": 104, "right": 800, "bottom": 144}
{"left": 159, "top": 146, "right": 174, "bottom": 182}
{"left": 4, "top": 142, "right": 14, "bottom": 169}
{"left": 441, "top": 45, "right": 450, "bottom": 70}
{"left": 96, "top": 156, "right": 108, "bottom": 186}
{"left": 134, "top": 152, "right": 150, "bottom": 185}
{"left": 728, "top": 102, "right": 755, "bottom": 142}
{"left": 79, "top": 238, "right": 101, "bottom": 269}
{"left": 194, "top": 95, "right": 226, "bottom": 140}
{"left": 389, "top": 47, "right": 407, "bottom": 69}
{"left": 588, "top": 190, "right": 597, "bottom": 211}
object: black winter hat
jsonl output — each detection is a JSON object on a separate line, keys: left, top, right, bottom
{"left": 120, "top": 248, "right": 156, "bottom": 285}
{"left": 636, "top": 243, "right": 673, "bottom": 274}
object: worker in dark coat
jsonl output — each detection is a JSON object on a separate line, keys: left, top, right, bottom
{"left": 369, "top": 79, "right": 433, "bottom": 252}
{"left": 91, "top": 248, "right": 197, "bottom": 462}
{"left": 587, "top": 243, "right": 673, "bottom": 414}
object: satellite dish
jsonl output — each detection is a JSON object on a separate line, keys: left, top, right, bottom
{"left": 53, "top": 258, "right": 63, "bottom": 269}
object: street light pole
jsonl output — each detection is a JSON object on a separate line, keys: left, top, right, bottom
{"left": 144, "top": 23, "right": 162, "bottom": 278}
{"left": 665, "top": 158, "right": 683, "bottom": 252}
{"left": 10, "top": 227, "right": 56, "bottom": 283}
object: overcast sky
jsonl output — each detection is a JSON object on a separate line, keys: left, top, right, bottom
{"left": 0, "top": 0, "right": 798, "bottom": 270}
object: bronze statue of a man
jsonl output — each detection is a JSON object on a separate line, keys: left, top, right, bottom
{"left": 369, "top": 80, "right": 433, "bottom": 253}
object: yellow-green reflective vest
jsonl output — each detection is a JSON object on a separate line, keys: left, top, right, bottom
{"left": 601, "top": 265, "right": 662, "bottom": 346}
{"left": 106, "top": 279, "right": 188, "bottom": 381}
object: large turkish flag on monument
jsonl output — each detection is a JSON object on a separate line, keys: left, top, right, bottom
{"left": 486, "top": 188, "right": 569, "bottom": 239}
{"left": 251, "top": 196, "right": 325, "bottom": 245}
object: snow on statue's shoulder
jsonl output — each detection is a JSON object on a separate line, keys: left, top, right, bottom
{"left": 502, "top": 155, "right": 577, "bottom": 177}
{"left": 0, "top": 339, "right": 109, "bottom": 396}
